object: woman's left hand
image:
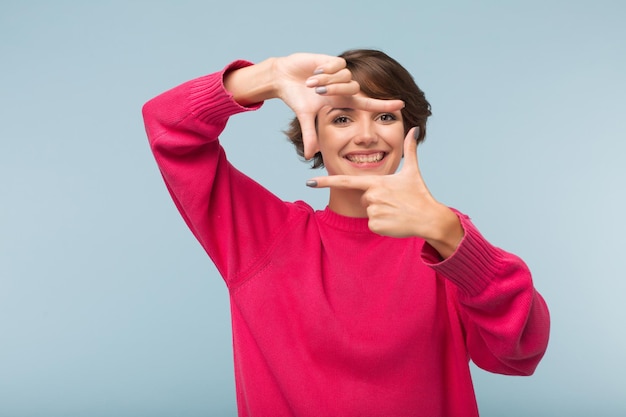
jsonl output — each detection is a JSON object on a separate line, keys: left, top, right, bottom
{"left": 308, "top": 127, "right": 464, "bottom": 259}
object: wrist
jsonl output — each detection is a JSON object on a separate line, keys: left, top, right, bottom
{"left": 424, "top": 207, "right": 464, "bottom": 259}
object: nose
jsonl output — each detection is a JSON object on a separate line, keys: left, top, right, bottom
{"left": 353, "top": 120, "right": 378, "bottom": 146}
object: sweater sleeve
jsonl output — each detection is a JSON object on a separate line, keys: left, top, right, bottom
{"left": 142, "top": 61, "right": 291, "bottom": 286}
{"left": 421, "top": 212, "right": 550, "bottom": 376}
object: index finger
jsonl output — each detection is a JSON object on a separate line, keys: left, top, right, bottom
{"left": 306, "top": 174, "right": 377, "bottom": 190}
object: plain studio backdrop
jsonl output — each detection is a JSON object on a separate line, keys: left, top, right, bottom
{"left": 1, "top": 1, "right": 624, "bottom": 416}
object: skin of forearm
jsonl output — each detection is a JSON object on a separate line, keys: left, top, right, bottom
{"left": 223, "top": 57, "right": 278, "bottom": 106}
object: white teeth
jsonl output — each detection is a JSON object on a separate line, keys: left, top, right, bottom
{"left": 346, "top": 153, "right": 384, "bottom": 163}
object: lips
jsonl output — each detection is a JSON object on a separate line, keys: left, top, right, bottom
{"left": 345, "top": 152, "right": 386, "bottom": 164}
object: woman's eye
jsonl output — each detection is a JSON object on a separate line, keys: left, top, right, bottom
{"left": 333, "top": 116, "right": 350, "bottom": 124}
{"left": 378, "top": 113, "right": 397, "bottom": 122}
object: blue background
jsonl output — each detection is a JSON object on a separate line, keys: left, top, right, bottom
{"left": 1, "top": 1, "right": 625, "bottom": 416}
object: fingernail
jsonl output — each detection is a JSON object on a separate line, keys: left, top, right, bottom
{"left": 315, "top": 86, "right": 327, "bottom": 95}
{"left": 306, "top": 180, "right": 318, "bottom": 187}
{"left": 313, "top": 68, "right": 324, "bottom": 75}
{"left": 413, "top": 126, "right": 421, "bottom": 141}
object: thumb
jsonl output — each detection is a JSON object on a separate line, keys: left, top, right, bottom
{"left": 298, "top": 112, "right": 320, "bottom": 160}
{"left": 401, "top": 126, "right": 420, "bottom": 173}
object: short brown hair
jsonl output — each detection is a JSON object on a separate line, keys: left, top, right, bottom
{"left": 285, "top": 49, "right": 432, "bottom": 168}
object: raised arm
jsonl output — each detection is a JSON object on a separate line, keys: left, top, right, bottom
{"left": 143, "top": 60, "right": 286, "bottom": 284}
{"left": 143, "top": 53, "right": 404, "bottom": 285}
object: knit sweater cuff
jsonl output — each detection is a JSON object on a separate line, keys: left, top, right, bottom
{"left": 188, "top": 60, "right": 263, "bottom": 124}
{"left": 421, "top": 213, "right": 507, "bottom": 297}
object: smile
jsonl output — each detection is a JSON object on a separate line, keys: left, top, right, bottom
{"left": 345, "top": 152, "right": 386, "bottom": 164}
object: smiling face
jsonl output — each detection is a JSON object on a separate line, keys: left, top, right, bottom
{"left": 316, "top": 101, "right": 405, "bottom": 177}
{"left": 285, "top": 49, "right": 431, "bottom": 169}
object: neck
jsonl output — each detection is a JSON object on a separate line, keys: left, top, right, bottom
{"left": 328, "top": 188, "right": 368, "bottom": 218}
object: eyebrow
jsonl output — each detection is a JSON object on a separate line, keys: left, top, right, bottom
{"left": 326, "top": 107, "right": 354, "bottom": 115}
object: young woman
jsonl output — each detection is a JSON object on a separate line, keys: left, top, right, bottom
{"left": 143, "top": 49, "right": 550, "bottom": 417}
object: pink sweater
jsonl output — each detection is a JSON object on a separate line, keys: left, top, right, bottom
{"left": 143, "top": 61, "right": 550, "bottom": 417}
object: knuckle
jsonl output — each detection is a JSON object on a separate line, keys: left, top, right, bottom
{"left": 366, "top": 205, "right": 379, "bottom": 217}
{"left": 363, "top": 188, "right": 380, "bottom": 201}
{"left": 348, "top": 81, "right": 361, "bottom": 94}
{"left": 368, "top": 218, "right": 384, "bottom": 234}
{"left": 337, "top": 68, "right": 352, "bottom": 81}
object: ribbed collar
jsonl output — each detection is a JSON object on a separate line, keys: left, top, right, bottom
{"left": 315, "top": 206, "right": 372, "bottom": 233}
